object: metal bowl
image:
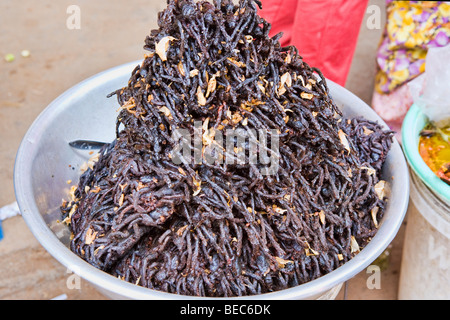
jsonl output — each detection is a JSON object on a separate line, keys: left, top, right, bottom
{"left": 14, "top": 61, "right": 409, "bottom": 300}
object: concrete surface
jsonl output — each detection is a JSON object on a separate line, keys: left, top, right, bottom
{"left": 1, "top": 0, "right": 408, "bottom": 300}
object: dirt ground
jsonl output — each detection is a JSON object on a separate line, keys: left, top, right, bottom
{"left": 0, "top": 0, "right": 410, "bottom": 300}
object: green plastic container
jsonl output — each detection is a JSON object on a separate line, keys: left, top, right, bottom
{"left": 400, "top": 103, "right": 450, "bottom": 299}
{"left": 402, "top": 103, "right": 450, "bottom": 205}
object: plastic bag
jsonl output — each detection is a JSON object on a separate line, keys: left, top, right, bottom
{"left": 409, "top": 45, "right": 450, "bottom": 127}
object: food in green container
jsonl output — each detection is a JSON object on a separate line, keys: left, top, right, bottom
{"left": 419, "top": 122, "right": 450, "bottom": 185}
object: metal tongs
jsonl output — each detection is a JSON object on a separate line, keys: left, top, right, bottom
{"left": 69, "top": 140, "right": 107, "bottom": 150}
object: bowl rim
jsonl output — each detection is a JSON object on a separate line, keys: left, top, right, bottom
{"left": 14, "top": 60, "right": 410, "bottom": 300}
{"left": 402, "top": 103, "right": 450, "bottom": 204}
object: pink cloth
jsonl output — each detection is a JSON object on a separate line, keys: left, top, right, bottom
{"left": 372, "top": 84, "right": 414, "bottom": 142}
{"left": 259, "top": 0, "right": 369, "bottom": 86}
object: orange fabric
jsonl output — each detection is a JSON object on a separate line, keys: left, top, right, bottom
{"left": 259, "top": 0, "right": 369, "bottom": 86}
